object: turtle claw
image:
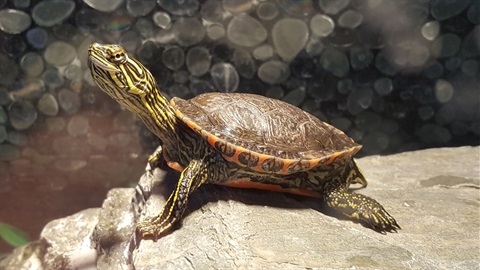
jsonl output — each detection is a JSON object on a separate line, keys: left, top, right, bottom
{"left": 363, "top": 206, "right": 401, "bottom": 234}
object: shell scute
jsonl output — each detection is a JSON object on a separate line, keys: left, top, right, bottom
{"left": 171, "top": 93, "right": 361, "bottom": 174}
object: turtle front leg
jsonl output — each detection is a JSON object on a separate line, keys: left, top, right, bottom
{"left": 323, "top": 179, "right": 400, "bottom": 233}
{"left": 146, "top": 145, "right": 170, "bottom": 171}
{"left": 136, "top": 157, "right": 222, "bottom": 240}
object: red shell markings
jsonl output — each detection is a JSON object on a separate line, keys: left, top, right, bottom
{"left": 171, "top": 93, "right": 361, "bottom": 174}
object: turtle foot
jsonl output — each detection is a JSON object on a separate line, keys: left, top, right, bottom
{"left": 324, "top": 188, "right": 400, "bottom": 233}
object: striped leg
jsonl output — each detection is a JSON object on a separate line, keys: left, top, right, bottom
{"left": 136, "top": 159, "right": 209, "bottom": 240}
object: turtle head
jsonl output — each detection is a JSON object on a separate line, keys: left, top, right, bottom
{"left": 88, "top": 43, "right": 160, "bottom": 114}
{"left": 88, "top": 43, "right": 177, "bottom": 139}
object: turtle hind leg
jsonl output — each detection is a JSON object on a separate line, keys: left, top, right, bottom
{"left": 322, "top": 179, "right": 400, "bottom": 233}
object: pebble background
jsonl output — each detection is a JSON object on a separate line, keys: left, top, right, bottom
{"left": 0, "top": 0, "right": 478, "bottom": 253}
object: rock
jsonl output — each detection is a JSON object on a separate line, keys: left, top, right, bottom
{"left": 0, "top": 9, "right": 31, "bottom": 34}
{"left": 0, "top": 209, "right": 99, "bottom": 269}
{"left": 1, "top": 147, "right": 479, "bottom": 269}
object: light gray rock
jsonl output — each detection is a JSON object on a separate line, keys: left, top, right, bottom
{"left": 1, "top": 147, "right": 479, "bottom": 269}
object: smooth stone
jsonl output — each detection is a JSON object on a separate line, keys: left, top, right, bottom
{"left": 127, "top": 0, "right": 155, "bottom": 17}
{"left": 375, "top": 50, "right": 397, "bottom": 76}
{"left": 26, "top": 27, "right": 48, "bottom": 49}
{"left": 374, "top": 77, "right": 393, "bottom": 96}
{"left": 272, "top": 18, "right": 309, "bottom": 62}
{"left": 0, "top": 88, "right": 11, "bottom": 106}
{"left": 431, "top": 33, "right": 461, "bottom": 58}
{"left": 9, "top": 79, "right": 45, "bottom": 100}
{"left": 44, "top": 41, "right": 76, "bottom": 67}
{"left": 206, "top": 23, "right": 225, "bottom": 40}
{"left": 0, "top": 54, "right": 19, "bottom": 87}
{"left": 103, "top": 14, "right": 130, "bottom": 32}
{"left": 172, "top": 18, "right": 205, "bottom": 46}
{"left": 82, "top": 0, "right": 123, "bottom": 12}
{"left": 338, "top": 9, "right": 363, "bottom": 29}
{"left": 37, "top": 93, "right": 59, "bottom": 116}
{"left": 421, "top": 21, "right": 440, "bottom": 41}
{"left": 434, "top": 79, "right": 454, "bottom": 103}
{"left": 265, "top": 86, "right": 284, "bottom": 100}
{"left": 430, "top": 0, "right": 470, "bottom": 20}
{"left": 32, "top": 0, "right": 75, "bottom": 27}
{"left": 173, "top": 70, "right": 189, "bottom": 84}
{"left": 186, "top": 46, "right": 211, "bottom": 76}
{"left": 277, "top": 0, "right": 313, "bottom": 17}
{"left": 46, "top": 117, "right": 65, "bottom": 132}
{"left": 162, "top": 47, "right": 184, "bottom": 71}
{"left": 461, "top": 59, "right": 479, "bottom": 76}
{"left": 310, "top": 14, "right": 334, "bottom": 37}
{"left": 232, "top": 49, "right": 256, "bottom": 79}
{"left": 424, "top": 61, "right": 444, "bottom": 79}
{"left": 9, "top": 101, "right": 38, "bottom": 130}
{"left": 41, "top": 69, "right": 64, "bottom": 90}
{"left": 418, "top": 106, "right": 435, "bottom": 121}
{"left": 330, "top": 117, "right": 351, "bottom": 131}
{"left": 282, "top": 88, "right": 306, "bottom": 107}
{"left": 461, "top": 26, "right": 480, "bottom": 57}
{"left": 394, "top": 42, "right": 430, "bottom": 68}
{"left": 169, "top": 84, "right": 190, "bottom": 99}
{"left": 189, "top": 79, "right": 216, "bottom": 96}
{"left": 157, "top": 0, "right": 199, "bottom": 16}
{"left": 6, "top": 131, "right": 28, "bottom": 146}
{"left": 256, "top": 2, "right": 278, "bottom": 20}
{"left": 337, "top": 79, "right": 353, "bottom": 94}
{"left": 200, "top": 0, "right": 224, "bottom": 22}
{"left": 75, "top": 8, "right": 103, "bottom": 33}
{"left": 58, "top": 88, "right": 81, "bottom": 115}
{"left": 0, "top": 144, "right": 21, "bottom": 161}
{"left": 53, "top": 23, "right": 79, "bottom": 40}
{"left": 347, "top": 87, "right": 373, "bottom": 115}
{"left": 135, "top": 18, "right": 154, "bottom": 38}
{"left": 320, "top": 48, "right": 350, "bottom": 77}
{"left": 20, "top": 52, "right": 44, "bottom": 77}
{"left": 0, "top": 107, "right": 7, "bottom": 124}
{"left": 319, "top": 0, "right": 350, "bottom": 15}
{"left": 252, "top": 45, "right": 274, "bottom": 61}
{"left": 257, "top": 60, "right": 290, "bottom": 85}
{"left": 67, "top": 116, "right": 90, "bottom": 137}
{"left": 227, "top": 14, "right": 267, "bottom": 47}
{"left": 0, "top": 126, "right": 6, "bottom": 143}
{"left": 444, "top": 57, "right": 462, "bottom": 71}
{"left": 305, "top": 37, "right": 325, "bottom": 56}
{"left": 0, "top": 9, "right": 31, "bottom": 34}
{"left": 467, "top": 0, "right": 480, "bottom": 24}
{"left": 210, "top": 63, "right": 239, "bottom": 93}
{"left": 222, "top": 0, "right": 253, "bottom": 14}
{"left": 119, "top": 30, "right": 142, "bottom": 52}
{"left": 349, "top": 46, "right": 374, "bottom": 70}
{"left": 3, "top": 35, "right": 27, "bottom": 58}
{"left": 13, "top": 0, "right": 30, "bottom": 8}
{"left": 65, "top": 65, "right": 83, "bottom": 81}
{"left": 152, "top": 11, "right": 171, "bottom": 29}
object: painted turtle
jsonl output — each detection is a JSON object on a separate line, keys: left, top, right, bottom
{"left": 88, "top": 43, "right": 400, "bottom": 240}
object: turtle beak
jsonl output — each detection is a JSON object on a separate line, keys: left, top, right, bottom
{"left": 88, "top": 43, "right": 121, "bottom": 73}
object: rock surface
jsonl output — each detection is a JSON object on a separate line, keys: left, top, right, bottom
{"left": 1, "top": 146, "right": 479, "bottom": 269}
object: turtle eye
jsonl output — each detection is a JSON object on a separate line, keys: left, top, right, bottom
{"left": 111, "top": 52, "right": 126, "bottom": 63}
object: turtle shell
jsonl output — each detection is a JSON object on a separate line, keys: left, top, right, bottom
{"left": 172, "top": 93, "right": 361, "bottom": 174}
